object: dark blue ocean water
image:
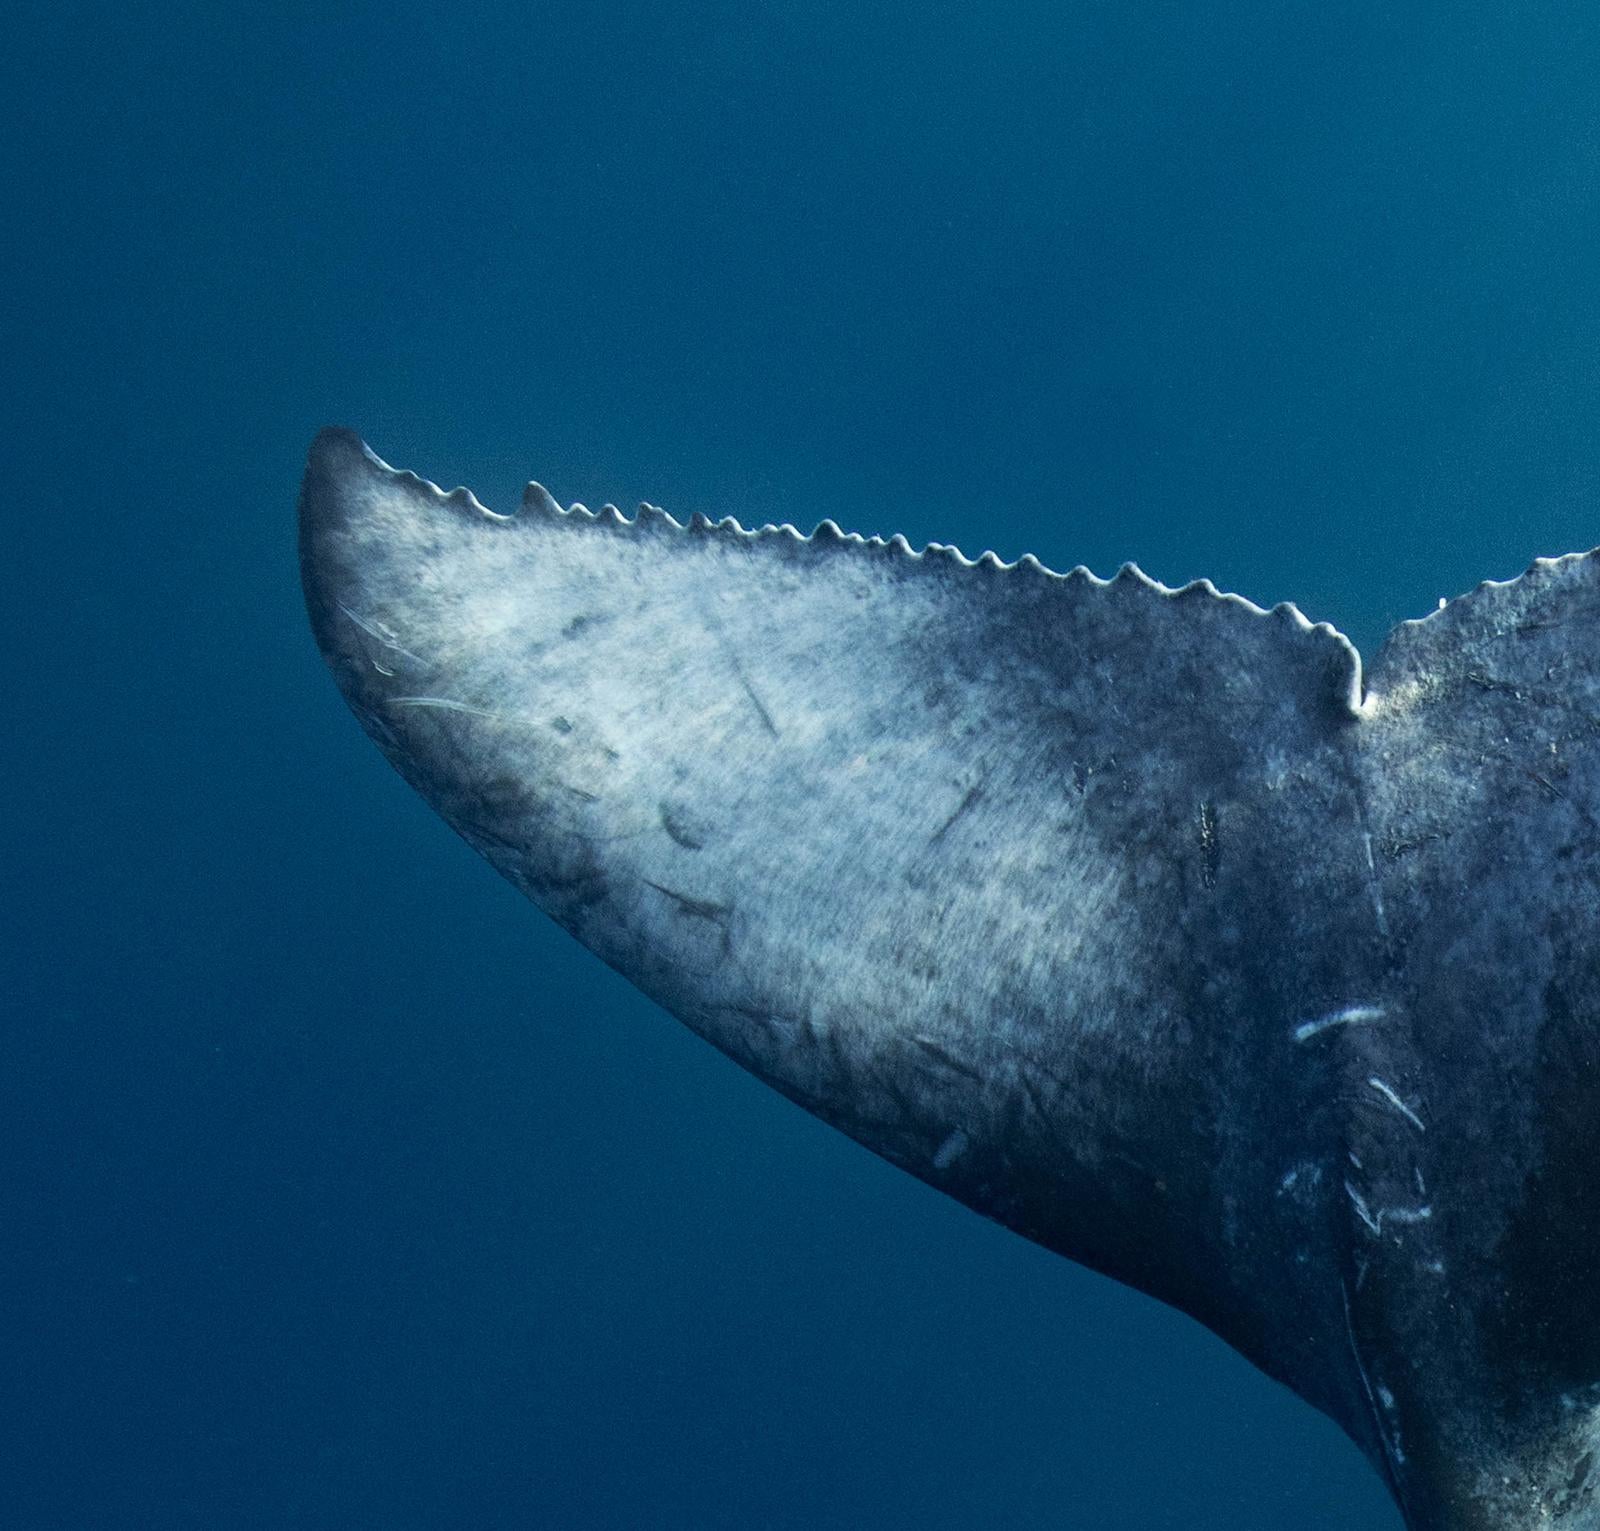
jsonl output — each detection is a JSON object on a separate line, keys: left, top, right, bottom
{"left": 9, "top": 3, "right": 1600, "bottom": 1526}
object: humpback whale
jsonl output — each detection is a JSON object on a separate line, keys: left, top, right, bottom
{"left": 300, "top": 428, "right": 1600, "bottom": 1531}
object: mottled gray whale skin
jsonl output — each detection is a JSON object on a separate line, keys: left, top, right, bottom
{"left": 300, "top": 427, "right": 1600, "bottom": 1530}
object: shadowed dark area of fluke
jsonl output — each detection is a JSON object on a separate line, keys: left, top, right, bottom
{"left": 300, "top": 427, "right": 1600, "bottom": 1531}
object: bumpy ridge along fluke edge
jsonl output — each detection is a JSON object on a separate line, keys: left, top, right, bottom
{"left": 302, "top": 425, "right": 1365, "bottom": 710}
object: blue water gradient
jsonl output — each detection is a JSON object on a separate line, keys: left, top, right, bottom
{"left": 9, "top": 2, "right": 1600, "bottom": 1525}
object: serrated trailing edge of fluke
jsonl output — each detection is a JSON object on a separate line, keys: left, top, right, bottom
{"left": 306, "top": 427, "right": 1600, "bottom": 728}
{"left": 309, "top": 428, "right": 1366, "bottom": 697}
{"left": 1378, "top": 549, "right": 1600, "bottom": 647}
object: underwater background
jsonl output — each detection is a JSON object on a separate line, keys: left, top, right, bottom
{"left": 9, "top": 2, "right": 1600, "bottom": 1526}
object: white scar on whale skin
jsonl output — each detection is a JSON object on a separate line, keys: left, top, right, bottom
{"left": 1367, "top": 1076, "right": 1426, "bottom": 1132}
{"left": 389, "top": 696, "right": 504, "bottom": 719}
{"left": 338, "top": 602, "right": 427, "bottom": 670}
{"left": 301, "top": 428, "right": 1600, "bottom": 1531}
{"left": 1345, "top": 1179, "right": 1383, "bottom": 1237}
{"left": 1293, "top": 1005, "right": 1387, "bottom": 1043}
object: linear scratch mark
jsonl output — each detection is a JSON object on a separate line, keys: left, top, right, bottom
{"left": 1294, "top": 1005, "right": 1387, "bottom": 1043}
{"left": 1529, "top": 770, "right": 1565, "bottom": 802}
{"left": 642, "top": 880, "right": 732, "bottom": 924}
{"left": 340, "top": 604, "right": 428, "bottom": 667}
{"left": 693, "top": 593, "right": 781, "bottom": 737}
{"left": 735, "top": 665, "right": 780, "bottom": 737}
{"left": 1363, "top": 832, "right": 1391, "bottom": 938}
{"left": 1466, "top": 670, "right": 1522, "bottom": 698}
{"left": 389, "top": 696, "right": 501, "bottom": 718}
{"left": 1368, "top": 1076, "right": 1427, "bottom": 1132}
{"left": 908, "top": 1035, "right": 985, "bottom": 1083}
{"left": 1341, "top": 1278, "right": 1400, "bottom": 1478}
{"left": 660, "top": 803, "right": 706, "bottom": 850}
{"left": 930, "top": 783, "right": 983, "bottom": 844}
{"left": 1346, "top": 1180, "right": 1383, "bottom": 1236}
{"left": 1198, "top": 801, "right": 1220, "bottom": 888}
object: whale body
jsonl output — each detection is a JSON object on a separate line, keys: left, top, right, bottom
{"left": 300, "top": 428, "right": 1600, "bottom": 1530}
